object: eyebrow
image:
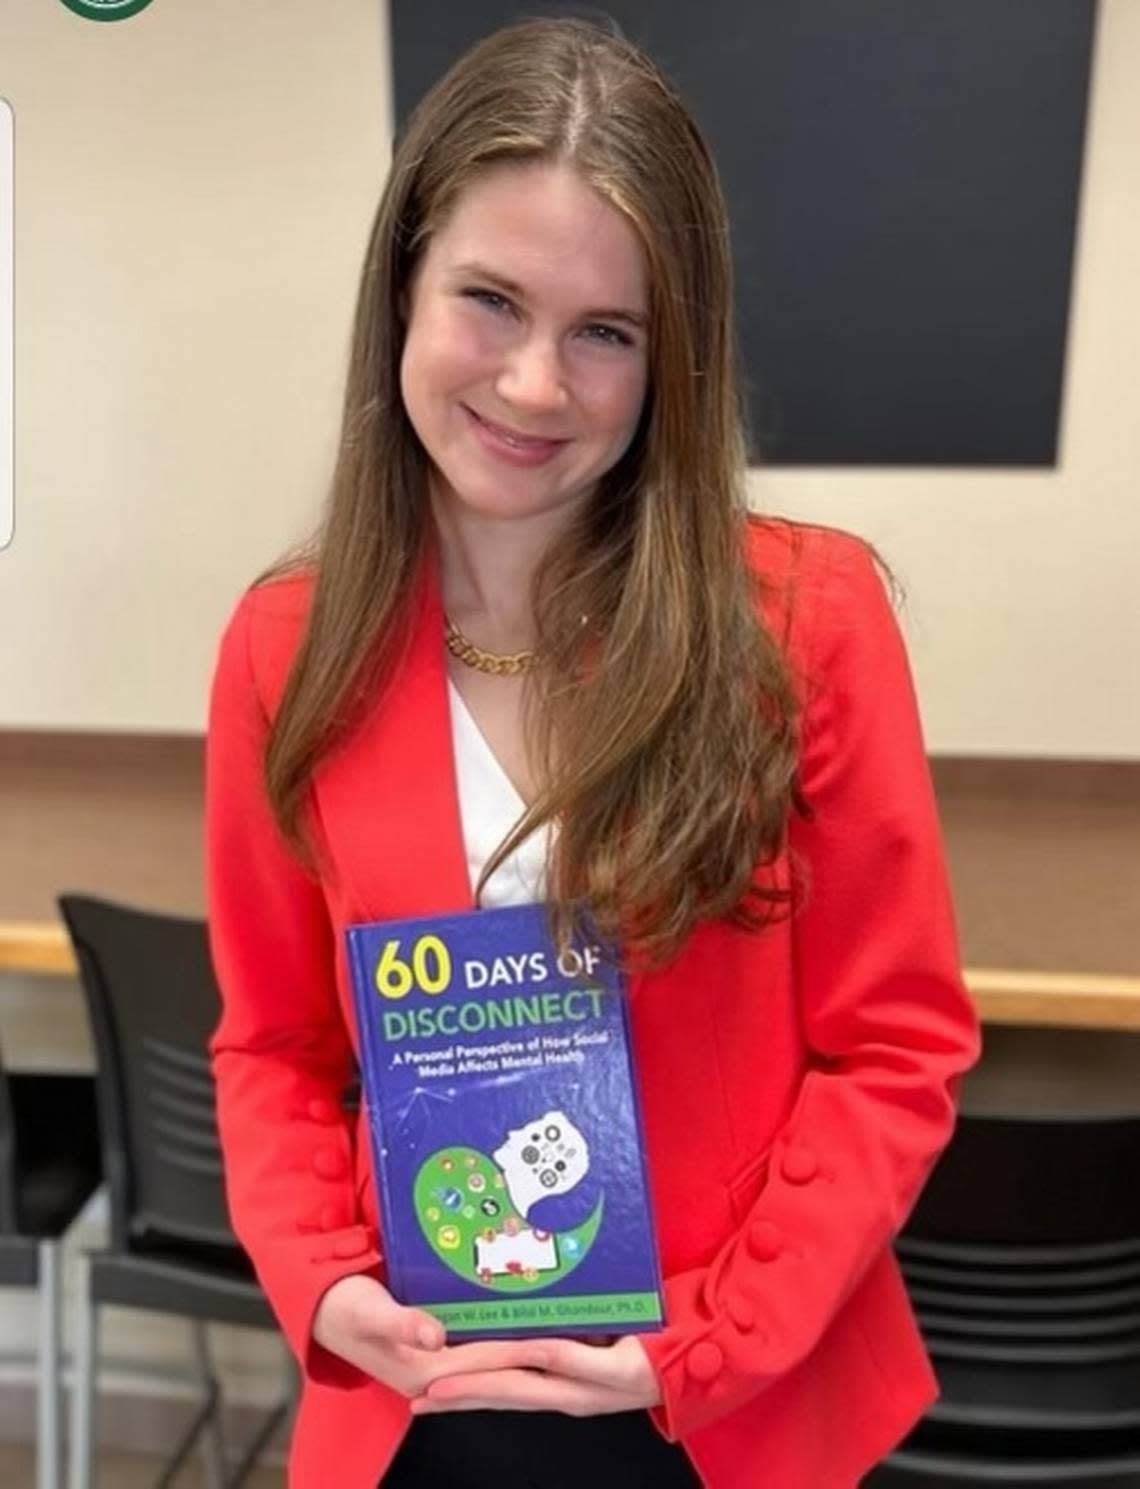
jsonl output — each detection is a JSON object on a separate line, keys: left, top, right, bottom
{"left": 448, "top": 260, "right": 649, "bottom": 330}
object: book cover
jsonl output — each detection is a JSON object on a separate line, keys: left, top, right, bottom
{"left": 345, "top": 902, "right": 665, "bottom": 1338}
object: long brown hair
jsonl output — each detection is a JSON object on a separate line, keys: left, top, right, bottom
{"left": 265, "top": 16, "right": 803, "bottom": 966}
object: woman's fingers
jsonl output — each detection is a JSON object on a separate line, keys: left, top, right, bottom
{"left": 414, "top": 1366, "right": 613, "bottom": 1416}
{"left": 519, "top": 1335, "right": 641, "bottom": 1387}
{"left": 347, "top": 1287, "right": 441, "bottom": 1353}
{"left": 412, "top": 1336, "right": 660, "bottom": 1415}
{"left": 421, "top": 1335, "right": 549, "bottom": 1378}
{"left": 424, "top": 1334, "right": 645, "bottom": 1390}
{"left": 393, "top": 1307, "right": 446, "bottom": 1352}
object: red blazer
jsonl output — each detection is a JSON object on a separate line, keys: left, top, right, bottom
{"left": 206, "top": 518, "right": 980, "bottom": 1489}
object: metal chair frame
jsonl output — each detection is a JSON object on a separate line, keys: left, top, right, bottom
{"left": 0, "top": 1064, "right": 102, "bottom": 1489}
{"left": 59, "top": 895, "right": 293, "bottom": 1489}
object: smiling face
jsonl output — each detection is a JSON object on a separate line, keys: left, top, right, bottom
{"left": 399, "top": 161, "right": 650, "bottom": 530}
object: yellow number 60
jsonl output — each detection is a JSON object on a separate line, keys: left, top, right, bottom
{"left": 374, "top": 935, "right": 451, "bottom": 999}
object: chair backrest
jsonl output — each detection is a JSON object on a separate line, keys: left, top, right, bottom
{"left": 59, "top": 894, "right": 237, "bottom": 1253}
{"left": 897, "top": 1109, "right": 1140, "bottom": 1425}
{"left": 904, "top": 1113, "right": 1140, "bottom": 1248}
{"left": 0, "top": 1049, "right": 16, "bottom": 1233}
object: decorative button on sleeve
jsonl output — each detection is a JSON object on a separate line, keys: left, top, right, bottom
{"left": 306, "top": 1097, "right": 340, "bottom": 1124}
{"left": 747, "top": 1219, "right": 784, "bottom": 1261}
{"left": 725, "top": 1293, "right": 758, "bottom": 1332}
{"left": 685, "top": 1340, "right": 725, "bottom": 1383}
{"left": 312, "top": 1145, "right": 349, "bottom": 1181}
{"left": 317, "top": 1201, "right": 349, "bottom": 1232}
{"left": 780, "top": 1144, "right": 819, "bottom": 1185}
{"left": 332, "top": 1231, "right": 370, "bottom": 1260}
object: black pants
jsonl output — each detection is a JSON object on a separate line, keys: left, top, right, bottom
{"left": 381, "top": 1409, "right": 701, "bottom": 1488}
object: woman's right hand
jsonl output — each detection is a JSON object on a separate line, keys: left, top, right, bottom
{"left": 311, "top": 1273, "right": 543, "bottom": 1399}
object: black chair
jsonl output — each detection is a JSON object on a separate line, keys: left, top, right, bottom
{"left": 0, "top": 1052, "right": 102, "bottom": 1489}
{"left": 867, "top": 1447, "right": 1140, "bottom": 1487}
{"left": 866, "top": 1113, "right": 1140, "bottom": 1488}
{"left": 57, "top": 895, "right": 292, "bottom": 1489}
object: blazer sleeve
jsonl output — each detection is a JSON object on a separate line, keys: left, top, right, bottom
{"left": 206, "top": 588, "right": 383, "bottom": 1391}
{"left": 639, "top": 531, "right": 981, "bottom": 1439}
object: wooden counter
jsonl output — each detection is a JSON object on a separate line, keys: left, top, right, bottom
{"left": 3, "top": 733, "right": 1138, "bottom": 1030}
{"left": 2, "top": 916, "right": 1137, "bottom": 1030}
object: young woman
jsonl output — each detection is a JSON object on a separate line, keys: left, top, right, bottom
{"left": 205, "top": 18, "right": 980, "bottom": 1489}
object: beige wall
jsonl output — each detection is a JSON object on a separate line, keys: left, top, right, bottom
{"left": 0, "top": 0, "right": 388, "bottom": 730}
{"left": 1, "top": 98, "right": 10, "bottom": 548}
{"left": 0, "top": 1, "right": 1135, "bottom": 753}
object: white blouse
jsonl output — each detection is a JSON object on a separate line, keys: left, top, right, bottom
{"left": 447, "top": 679, "right": 550, "bottom": 908}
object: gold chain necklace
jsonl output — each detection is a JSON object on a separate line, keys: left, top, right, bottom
{"left": 444, "top": 616, "right": 537, "bottom": 676}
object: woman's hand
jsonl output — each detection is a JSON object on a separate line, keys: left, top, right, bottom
{"left": 311, "top": 1274, "right": 551, "bottom": 1399}
{"left": 409, "top": 1333, "right": 662, "bottom": 1417}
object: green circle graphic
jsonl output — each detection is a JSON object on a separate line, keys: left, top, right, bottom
{"left": 414, "top": 1144, "right": 603, "bottom": 1293}
{"left": 59, "top": 0, "right": 156, "bottom": 20}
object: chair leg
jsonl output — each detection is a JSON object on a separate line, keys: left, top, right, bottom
{"left": 36, "top": 1240, "right": 61, "bottom": 1489}
{"left": 66, "top": 1254, "right": 97, "bottom": 1489}
{"left": 190, "top": 1320, "right": 226, "bottom": 1489}
{"left": 220, "top": 1340, "right": 295, "bottom": 1489}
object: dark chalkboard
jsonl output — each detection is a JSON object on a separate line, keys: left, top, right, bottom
{"left": 389, "top": 2, "right": 1096, "bottom": 466}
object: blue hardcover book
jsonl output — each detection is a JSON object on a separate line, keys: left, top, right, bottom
{"left": 345, "top": 903, "right": 665, "bottom": 1338}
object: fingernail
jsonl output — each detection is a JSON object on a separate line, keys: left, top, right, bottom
{"left": 418, "top": 1323, "right": 441, "bottom": 1349}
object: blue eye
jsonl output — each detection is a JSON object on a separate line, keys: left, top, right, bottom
{"left": 462, "top": 287, "right": 511, "bottom": 314}
{"left": 460, "top": 288, "right": 634, "bottom": 348}
{"left": 582, "top": 323, "right": 633, "bottom": 348}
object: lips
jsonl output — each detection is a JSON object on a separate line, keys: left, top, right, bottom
{"left": 464, "top": 406, "right": 569, "bottom": 451}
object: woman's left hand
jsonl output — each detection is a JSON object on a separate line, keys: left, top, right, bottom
{"left": 409, "top": 1334, "right": 661, "bottom": 1416}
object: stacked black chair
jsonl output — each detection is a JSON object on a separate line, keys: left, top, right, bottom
{"left": 867, "top": 1113, "right": 1140, "bottom": 1487}
{"left": 58, "top": 895, "right": 292, "bottom": 1489}
{"left": 0, "top": 1050, "right": 101, "bottom": 1489}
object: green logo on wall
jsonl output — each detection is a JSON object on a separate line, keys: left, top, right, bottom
{"left": 58, "top": 0, "right": 156, "bottom": 20}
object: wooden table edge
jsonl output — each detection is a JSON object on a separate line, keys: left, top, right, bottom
{"left": 2, "top": 922, "right": 1139, "bottom": 1031}
{"left": 0, "top": 921, "right": 81, "bottom": 975}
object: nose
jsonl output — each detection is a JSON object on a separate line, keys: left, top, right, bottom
{"left": 495, "top": 335, "right": 569, "bottom": 415}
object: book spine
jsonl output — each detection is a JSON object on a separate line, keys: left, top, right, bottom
{"left": 345, "top": 930, "right": 404, "bottom": 1297}
{"left": 617, "top": 972, "right": 668, "bottom": 1320}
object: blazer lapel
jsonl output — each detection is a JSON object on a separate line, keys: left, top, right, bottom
{"left": 313, "top": 553, "right": 475, "bottom": 922}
